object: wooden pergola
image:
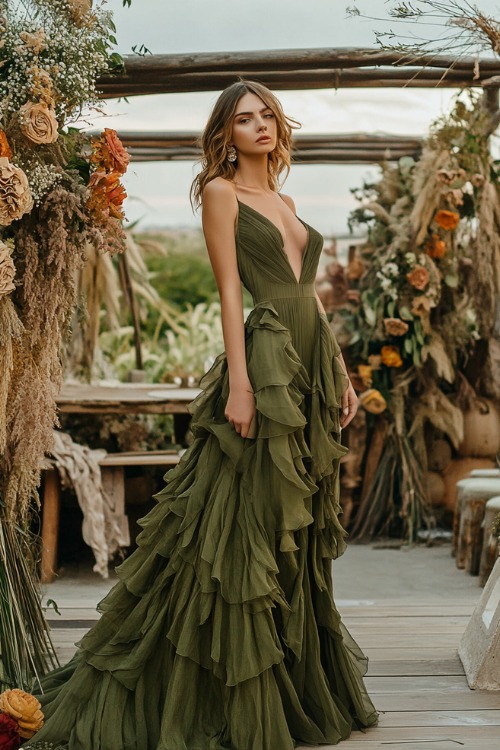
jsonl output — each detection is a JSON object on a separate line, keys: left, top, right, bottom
{"left": 96, "top": 48, "right": 500, "bottom": 165}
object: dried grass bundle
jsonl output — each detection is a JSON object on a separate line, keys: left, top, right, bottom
{"left": 0, "top": 297, "right": 22, "bottom": 454}
{"left": 0, "top": 185, "right": 88, "bottom": 521}
{"left": 0, "top": 519, "right": 59, "bottom": 691}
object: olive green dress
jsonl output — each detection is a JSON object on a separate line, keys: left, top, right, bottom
{"left": 34, "top": 198, "right": 379, "bottom": 749}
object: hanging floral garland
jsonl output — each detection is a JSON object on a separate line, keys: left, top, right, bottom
{"left": 0, "top": 0, "right": 130, "bottom": 690}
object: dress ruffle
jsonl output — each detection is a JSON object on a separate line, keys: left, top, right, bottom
{"left": 34, "top": 302, "right": 378, "bottom": 750}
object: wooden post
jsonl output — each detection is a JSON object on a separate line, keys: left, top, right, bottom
{"left": 118, "top": 251, "right": 143, "bottom": 372}
{"left": 41, "top": 469, "right": 61, "bottom": 584}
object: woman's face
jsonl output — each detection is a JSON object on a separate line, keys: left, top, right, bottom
{"left": 230, "top": 91, "right": 277, "bottom": 158}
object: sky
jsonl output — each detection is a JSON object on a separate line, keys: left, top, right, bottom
{"left": 91, "top": 0, "right": 500, "bottom": 236}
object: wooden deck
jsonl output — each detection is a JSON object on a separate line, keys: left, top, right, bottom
{"left": 41, "top": 545, "right": 500, "bottom": 749}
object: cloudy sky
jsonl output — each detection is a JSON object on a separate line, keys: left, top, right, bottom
{"left": 93, "top": 0, "right": 499, "bottom": 236}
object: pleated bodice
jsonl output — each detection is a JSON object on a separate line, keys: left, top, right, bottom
{"left": 235, "top": 198, "right": 324, "bottom": 374}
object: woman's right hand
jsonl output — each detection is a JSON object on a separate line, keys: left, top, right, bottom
{"left": 225, "top": 384, "right": 256, "bottom": 439}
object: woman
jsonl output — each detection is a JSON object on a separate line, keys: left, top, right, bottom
{"left": 32, "top": 79, "right": 379, "bottom": 749}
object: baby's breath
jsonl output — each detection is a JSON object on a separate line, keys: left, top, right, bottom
{"left": 0, "top": 0, "right": 114, "bottom": 123}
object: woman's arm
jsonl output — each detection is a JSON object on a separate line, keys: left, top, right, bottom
{"left": 201, "top": 178, "right": 255, "bottom": 436}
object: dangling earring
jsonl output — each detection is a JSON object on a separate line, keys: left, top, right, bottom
{"left": 227, "top": 145, "right": 237, "bottom": 162}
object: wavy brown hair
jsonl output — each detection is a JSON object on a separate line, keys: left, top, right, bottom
{"left": 189, "top": 78, "right": 301, "bottom": 211}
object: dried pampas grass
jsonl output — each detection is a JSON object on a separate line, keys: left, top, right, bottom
{"left": 0, "top": 186, "right": 88, "bottom": 522}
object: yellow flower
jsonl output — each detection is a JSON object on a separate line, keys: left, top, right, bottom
{"left": 381, "top": 345, "right": 403, "bottom": 368}
{"left": 0, "top": 689, "right": 44, "bottom": 739}
{"left": 359, "top": 389, "right": 387, "bottom": 414}
{"left": 357, "top": 364, "right": 373, "bottom": 387}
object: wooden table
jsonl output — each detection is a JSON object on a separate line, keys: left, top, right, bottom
{"left": 58, "top": 381, "right": 202, "bottom": 446}
{"left": 41, "top": 382, "right": 203, "bottom": 583}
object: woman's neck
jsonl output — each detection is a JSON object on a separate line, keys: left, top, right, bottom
{"left": 232, "top": 157, "right": 273, "bottom": 193}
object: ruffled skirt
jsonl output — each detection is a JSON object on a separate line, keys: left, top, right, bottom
{"left": 34, "top": 302, "right": 379, "bottom": 749}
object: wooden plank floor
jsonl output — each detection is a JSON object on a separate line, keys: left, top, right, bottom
{"left": 41, "top": 545, "right": 500, "bottom": 749}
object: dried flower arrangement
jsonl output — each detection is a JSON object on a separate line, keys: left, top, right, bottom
{"left": 0, "top": 0, "right": 130, "bottom": 690}
{"left": 331, "top": 91, "right": 500, "bottom": 542}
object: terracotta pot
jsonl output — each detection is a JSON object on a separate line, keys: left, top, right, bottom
{"left": 442, "top": 458, "right": 496, "bottom": 512}
{"left": 426, "top": 471, "right": 445, "bottom": 507}
{"left": 457, "top": 399, "right": 500, "bottom": 458}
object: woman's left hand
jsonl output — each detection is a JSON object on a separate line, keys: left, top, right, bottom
{"left": 340, "top": 380, "right": 358, "bottom": 429}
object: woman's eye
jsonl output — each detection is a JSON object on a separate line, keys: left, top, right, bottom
{"left": 264, "top": 113, "right": 274, "bottom": 118}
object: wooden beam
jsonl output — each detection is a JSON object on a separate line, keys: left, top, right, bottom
{"left": 102, "top": 47, "right": 500, "bottom": 74}
{"left": 97, "top": 48, "right": 500, "bottom": 98}
{"left": 107, "top": 131, "right": 423, "bottom": 165}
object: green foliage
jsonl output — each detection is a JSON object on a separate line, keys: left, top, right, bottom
{"left": 147, "top": 251, "right": 219, "bottom": 315}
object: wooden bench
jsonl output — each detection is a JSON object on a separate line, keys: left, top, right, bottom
{"left": 41, "top": 450, "right": 182, "bottom": 584}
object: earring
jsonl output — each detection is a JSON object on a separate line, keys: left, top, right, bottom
{"left": 227, "top": 145, "right": 237, "bottom": 162}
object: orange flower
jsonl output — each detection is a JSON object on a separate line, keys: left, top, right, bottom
{"left": 91, "top": 128, "right": 130, "bottom": 175}
{"left": 357, "top": 364, "right": 373, "bottom": 387}
{"left": 426, "top": 233, "right": 447, "bottom": 259}
{"left": 87, "top": 169, "right": 127, "bottom": 224}
{"left": 434, "top": 209, "right": 459, "bottom": 231}
{"left": 407, "top": 265, "right": 430, "bottom": 291}
{"left": 381, "top": 345, "right": 403, "bottom": 368}
{"left": 0, "top": 131, "right": 12, "bottom": 159}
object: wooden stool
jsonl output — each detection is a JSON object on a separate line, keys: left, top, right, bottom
{"left": 479, "top": 496, "right": 500, "bottom": 587}
{"left": 453, "top": 477, "right": 500, "bottom": 566}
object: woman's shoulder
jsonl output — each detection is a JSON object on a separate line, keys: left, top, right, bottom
{"left": 278, "top": 192, "right": 297, "bottom": 214}
{"left": 202, "top": 176, "right": 237, "bottom": 203}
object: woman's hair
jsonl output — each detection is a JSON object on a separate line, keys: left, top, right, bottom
{"left": 189, "top": 78, "right": 301, "bottom": 211}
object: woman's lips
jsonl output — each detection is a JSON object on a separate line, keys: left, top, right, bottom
{"left": 256, "top": 136, "right": 271, "bottom": 143}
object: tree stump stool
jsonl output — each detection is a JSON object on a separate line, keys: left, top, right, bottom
{"left": 454, "top": 478, "right": 500, "bottom": 574}
{"left": 469, "top": 469, "right": 500, "bottom": 479}
{"left": 479, "top": 496, "right": 500, "bottom": 587}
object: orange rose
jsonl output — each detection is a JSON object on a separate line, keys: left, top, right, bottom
{"left": 434, "top": 209, "right": 459, "bottom": 231}
{"left": 407, "top": 265, "right": 430, "bottom": 291}
{"left": 381, "top": 345, "right": 403, "bottom": 368}
{"left": 87, "top": 169, "right": 127, "bottom": 223}
{"left": 91, "top": 128, "right": 130, "bottom": 175}
{"left": 0, "top": 131, "right": 12, "bottom": 159}
{"left": 426, "top": 233, "right": 447, "bottom": 259}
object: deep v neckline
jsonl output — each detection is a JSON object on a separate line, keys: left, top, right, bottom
{"left": 236, "top": 197, "right": 310, "bottom": 284}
